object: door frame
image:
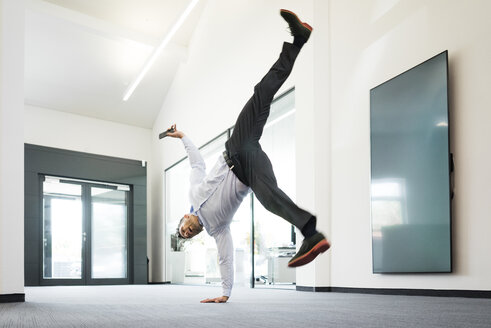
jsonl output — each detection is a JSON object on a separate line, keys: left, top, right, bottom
{"left": 39, "top": 175, "right": 133, "bottom": 286}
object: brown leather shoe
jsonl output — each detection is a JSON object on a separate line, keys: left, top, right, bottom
{"left": 280, "top": 9, "right": 313, "bottom": 41}
{"left": 288, "top": 232, "right": 330, "bottom": 267}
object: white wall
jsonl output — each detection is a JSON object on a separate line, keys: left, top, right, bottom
{"left": 24, "top": 104, "right": 153, "bottom": 277}
{"left": 328, "top": 0, "right": 491, "bottom": 290}
{"left": 151, "top": 0, "right": 491, "bottom": 291}
{"left": 0, "top": 0, "right": 25, "bottom": 295}
{"left": 150, "top": 0, "right": 317, "bottom": 283}
{"left": 25, "top": 104, "right": 152, "bottom": 161}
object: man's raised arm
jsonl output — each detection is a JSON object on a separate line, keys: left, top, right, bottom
{"left": 166, "top": 124, "right": 206, "bottom": 185}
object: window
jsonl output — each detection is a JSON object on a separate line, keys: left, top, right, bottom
{"left": 164, "top": 89, "right": 296, "bottom": 288}
{"left": 252, "top": 90, "right": 296, "bottom": 287}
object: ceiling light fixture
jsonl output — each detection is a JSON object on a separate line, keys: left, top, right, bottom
{"left": 123, "top": 0, "right": 199, "bottom": 101}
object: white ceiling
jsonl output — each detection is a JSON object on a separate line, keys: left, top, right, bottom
{"left": 25, "top": 0, "right": 206, "bottom": 128}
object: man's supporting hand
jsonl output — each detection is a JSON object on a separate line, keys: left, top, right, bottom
{"left": 200, "top": 296, "right": 229, "bottom": 303}
{"left": 166, "top": 124, "right": 185, "bottom": 139}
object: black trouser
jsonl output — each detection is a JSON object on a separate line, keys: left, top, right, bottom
{"left": 225, "top": 42, "right": 313, "bottom": 231}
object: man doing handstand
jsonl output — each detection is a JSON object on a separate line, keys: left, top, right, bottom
{"left": 165, "top": 9, "right": 330, "bottom": 303}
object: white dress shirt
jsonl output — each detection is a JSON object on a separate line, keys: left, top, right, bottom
{"left": 182, "top": 136, "right": 250, "bottom": 297}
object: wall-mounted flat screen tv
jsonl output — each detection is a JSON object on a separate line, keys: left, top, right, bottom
{"left": 370, "top": 51, "right": 451, "bottom": 273}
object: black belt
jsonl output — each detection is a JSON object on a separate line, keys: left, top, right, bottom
{"left": 223, "top": 151, "right": 235, "bottom": 170}
{"left": 223, "top": 150, "right": 250, "bottom": 186}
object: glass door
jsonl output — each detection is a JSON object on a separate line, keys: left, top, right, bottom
{"left": 253, "top": 90, "right": 296, "bottom": 289}
{"left": 88, "top": 186, "right": 129, "bottom": 283}
{"left": 42, "top": 178, "right": 84, "bottom": 283}
{"left": 41, "top": 176, "right": 130, "bottom": 285}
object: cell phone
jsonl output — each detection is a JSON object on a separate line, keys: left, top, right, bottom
{"left": 159, "top": 127, "right": 175, "bottom": 139}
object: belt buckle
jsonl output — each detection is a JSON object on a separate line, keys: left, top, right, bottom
{"left": 224, "top": 151, "right": 234, "bottom": 170}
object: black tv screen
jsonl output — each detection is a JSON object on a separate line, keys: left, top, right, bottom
{"left": 370, "top": 51, "right": 452, "bottom": 273}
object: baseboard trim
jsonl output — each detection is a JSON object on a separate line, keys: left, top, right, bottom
{"left": 0, "top": 293, "right": 25, "bottom": 303}
{"left": 296, "top": 286, "right": 491, "bottom": 299}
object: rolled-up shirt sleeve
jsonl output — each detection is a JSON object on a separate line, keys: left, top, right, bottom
{"left": 214, "top": 227, "right": 234, "bottom": 298}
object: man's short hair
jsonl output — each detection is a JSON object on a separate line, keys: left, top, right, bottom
{"left": 175, "top": 216, "right": 186, "bottom": 239}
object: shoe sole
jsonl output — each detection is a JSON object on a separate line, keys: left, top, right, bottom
{"left": 280, "top": 9, "right": 313, "bottom": 32}
{"left": 287, "top": 239, "right": 330, "bottom": 267}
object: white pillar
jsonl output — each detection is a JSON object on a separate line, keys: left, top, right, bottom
{"left": 0, "top": 0, "right": 25, "bottom": 296}
{"left": 294, "top": 0, "right": 318, "bottom": 288}
{"left": 312, "top": 0, "right": 332, "bottom": 288}
{"left": 295, "top": 0, "right": 332, "bottom": 289}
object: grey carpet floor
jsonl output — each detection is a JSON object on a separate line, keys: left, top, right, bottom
{"left": 1, "top": 285, "right": 490, "bottom": 328}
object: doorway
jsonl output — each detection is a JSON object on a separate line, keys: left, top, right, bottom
{"left": 41, "top": 175, "right": 131, "bottom": 285}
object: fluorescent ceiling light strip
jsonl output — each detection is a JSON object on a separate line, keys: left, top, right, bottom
{"left": 123, "top": 0, "right": 199, "bottom": 101}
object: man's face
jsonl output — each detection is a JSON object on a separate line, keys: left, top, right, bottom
{"left": 179, "top": 214, "right": 201, "bottom": 239}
